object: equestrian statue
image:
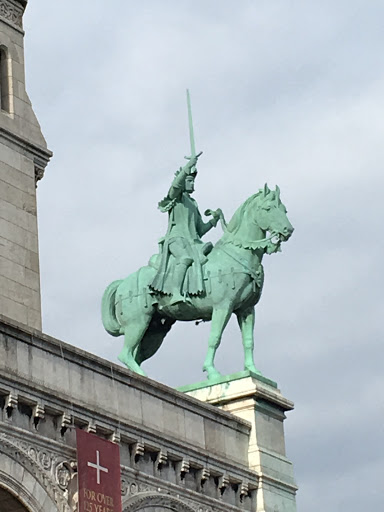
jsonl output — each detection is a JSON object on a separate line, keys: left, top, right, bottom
{"left": 102, "top": 91, "right": 294, "bottom": 380}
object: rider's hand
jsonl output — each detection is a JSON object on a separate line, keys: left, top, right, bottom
{"left": 211, "top": 212, "right": 220, "bottom": 227}
{"left": 186, "top": 151, "right": 202, "bottom": 172}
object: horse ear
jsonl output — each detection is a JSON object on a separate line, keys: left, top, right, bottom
{"left": 275, "top": 185, "right": 280, "bottom": 201}
{"left": 263, "top": 183, "right": 269, "bottom": 196}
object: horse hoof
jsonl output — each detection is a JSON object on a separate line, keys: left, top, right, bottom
{"left": 203, "top": 366, "right": 222, "bottom": 382}
{"left": 118, "top": 354, "right": 147, "bottom": 377}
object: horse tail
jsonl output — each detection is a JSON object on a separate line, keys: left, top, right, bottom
{"left": 101, "top": 280, "right": 122, "bottom": 336}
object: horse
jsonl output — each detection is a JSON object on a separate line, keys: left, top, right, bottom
{"left": 102, "top": 184, "right": 294, "bottom": 380}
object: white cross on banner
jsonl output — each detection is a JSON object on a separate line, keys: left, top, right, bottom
{"left": 76, "top": 428, "right": 122, "bottom": 512}
{"left": 87, "top": 450, "right": 109, "bottom": 484}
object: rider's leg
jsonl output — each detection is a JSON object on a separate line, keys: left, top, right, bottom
{"left": 169, "top": 239, "right": 193, "bottom": 305}
{"left": 169, "top": 257, "right": 193, "bottom": 305}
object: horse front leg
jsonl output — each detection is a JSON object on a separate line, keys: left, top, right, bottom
{"left": 203, "top": 307, "right": 232, "bottom": 381}
{"left": 236, "top": 307, "right": 262, "bottom": 375}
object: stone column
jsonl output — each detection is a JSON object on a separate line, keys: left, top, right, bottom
{"left": 182, "top": 372, "right": 298, "bottom": 512}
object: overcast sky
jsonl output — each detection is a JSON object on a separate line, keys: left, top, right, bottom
{"left": 23, "top": 1, "right": 383, "bottom": 510}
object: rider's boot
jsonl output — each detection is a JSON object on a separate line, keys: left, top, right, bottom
{"left": 169, "top": 261, "right": 191, "bottom": 306}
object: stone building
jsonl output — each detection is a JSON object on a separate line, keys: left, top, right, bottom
{"left": 0, "top": 2, "right": 298, "bottom": 511}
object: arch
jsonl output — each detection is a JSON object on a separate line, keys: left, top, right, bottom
{"left": 0, "top": 484, "right": 31, "bottom": 512}
{"left": 0, "top": 436, "right": 68, "bottom": 512}
{"left": 123, "top": 492, "right": 196, "bottom": 512}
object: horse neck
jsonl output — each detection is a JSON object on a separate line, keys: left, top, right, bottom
{"left": 221, "top": 216, "right": 265, "bottom": 247}
{"left": 217, "top": 219, "right": 265, "bottom": 265}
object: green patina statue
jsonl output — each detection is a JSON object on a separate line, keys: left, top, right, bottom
{"left": 102, "top": 91, "right": 294, "bottom": 380}
{"left": 150, "top": 153, "right": 220, "bottom": 305}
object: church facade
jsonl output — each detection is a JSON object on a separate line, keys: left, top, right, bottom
{"left": 0, "top": 2, "right": 298, "bottom": 511}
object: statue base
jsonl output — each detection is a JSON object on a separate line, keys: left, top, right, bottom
{"left": 180, "top": 371, "right": 298, "bottom": 512}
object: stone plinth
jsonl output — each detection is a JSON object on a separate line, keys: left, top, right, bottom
{"left": 180, "top": 372, "right": 298, "bottom": 512}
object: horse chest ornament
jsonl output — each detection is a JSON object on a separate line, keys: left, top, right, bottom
{"left": 102, "top": 91, "right": 294, "bottom": 381}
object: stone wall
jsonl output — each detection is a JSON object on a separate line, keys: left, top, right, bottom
{"left": 0, "top": 0, "right": 52, "bottom": 330}
{"left": 0, "top": 317, "right": 259, "bottom": 512}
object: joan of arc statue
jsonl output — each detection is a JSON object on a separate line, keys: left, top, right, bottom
{"left": 150, "top": 153, "right": 220, "bottom": 304}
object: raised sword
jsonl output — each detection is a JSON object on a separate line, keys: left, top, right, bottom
{"left": 185, "top": 89, "right": 202, "bottom": 170}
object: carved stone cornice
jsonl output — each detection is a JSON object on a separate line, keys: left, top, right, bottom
{"left": 0, "top": 0, "right": 25, "bottom": 29}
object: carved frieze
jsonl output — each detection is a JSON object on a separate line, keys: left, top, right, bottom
{"left": 0, "top": 0, "right": 24, "bottom": 29}
{"left": 124, "top": 492, "right": 196, "bottom": 512}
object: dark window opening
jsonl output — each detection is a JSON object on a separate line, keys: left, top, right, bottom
{"left": 0, "top": 48, "right": 10, "bottom": 113}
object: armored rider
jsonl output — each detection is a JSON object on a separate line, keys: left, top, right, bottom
{"left": 150, "top": 153, "right": 220, "bottom": 305}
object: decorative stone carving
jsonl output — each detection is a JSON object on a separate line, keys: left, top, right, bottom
{"left": 0, "top": 0, "right": 24, "bottom": 29}
{"left": 239, "top": 481, "right": 249, "bottom": 501}
{"left": 0, "top": 433, "right": 71, "bottom": 512}
{"left": 33, "top": 403, "right": 45, "bottom": 420}
{"left": 218, "top": 474, "right": 229, "bottom": 493}
{"left": 39, "top": 450, "right": 54, "bottom": 470}
{"left": 156, "top": 448, "right": 167, "bottom": 469}
{"left": 34, "top": 166, "right": 45, "bottom": 186}
{"left": 180, "top": 459, "right": 190, "bottom": 475}
{"left": 87, "top": 420, "right": 97, "bottom": 433}
{"left": 111, "top": 430, "right": 121, "bottom": 444}
{"left": 60, "top": 412, "right": 71, "bottom": 434}
{"left": 199, "top": 468, "right": 210, "bottom": 485}
{"left": 56, "top": 462, "right": 72, "bottom": 490}
{"left": 6, "top": 392, "right": 18, "bottom": 411}
{"left": 124, "top": 492, "right": 196, "bottom": 512}
{"left": 132, "top": 441, "right": 145, "bottom": 460}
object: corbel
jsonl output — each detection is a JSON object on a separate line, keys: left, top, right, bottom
{"left": 86, "top": 420, "right": 97, "bottom": 433}
{"left": 240, "top": 481, "right": 249, "bottom": 501}
{"left": 198, "top": 467, "right": 210, "bottom": 486}
{"left": 218, "top": 473, "right": 230, "bottom": 495}
{"left": 156, "top": 448, "right": 167, "bottom": 470}
{"left": 33, "top": 403, "right": 45, "bottom": 428}
{"left": 180, "top": 459, "right": 190, "bottom": 480}
{"left": 5, "top": 392, "right": 18, "bottom": 418}
{"left": 110, "top": 431, "right": 121, "bottom": 444}
{"left": 132, "top": 440, "right": 145, "bottom": 462}
{"left": 60, "top": 412, "right": 71, "bottom": 436}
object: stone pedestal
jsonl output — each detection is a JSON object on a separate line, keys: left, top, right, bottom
{"left": 180, "top": 371, "right": 298, "bottom": 512}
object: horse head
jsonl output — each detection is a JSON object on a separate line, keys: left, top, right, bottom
{"left": 220, "top": 185, "right": 293, "bottom": 254}
{"left": 253, "top": 184, "right": 294, "bottom": 253}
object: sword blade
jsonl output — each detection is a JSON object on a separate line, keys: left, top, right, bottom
{"left": 186, "top": 89, "right": 196, "bottom": 158}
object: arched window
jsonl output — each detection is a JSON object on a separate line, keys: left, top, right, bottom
{"left": 0, "top": 47, "right": 10, "bottom": 113}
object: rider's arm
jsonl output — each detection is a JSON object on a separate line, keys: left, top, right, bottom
{"left": 168, "top": 167, "right": 188, "bottom": 200}
{"left": 196, "top": 213, "right": 218, "bottom": 237}
{"left": 168, "top": 156, "right": 198, "bottom": 200}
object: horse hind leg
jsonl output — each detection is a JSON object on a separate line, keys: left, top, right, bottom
{"left": 119, "top": 314, "right": 152, "bottom": 376}
{"left": 203, "top": 307, "right": 232, "bottom": 381}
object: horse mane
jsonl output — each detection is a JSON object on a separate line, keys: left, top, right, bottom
{"left": 225, "top": 192, "right": 260, "bottom": 236}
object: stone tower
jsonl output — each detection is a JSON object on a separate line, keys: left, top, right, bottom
{"left": 0, "top": 0, "right": 51, "bottom": 330}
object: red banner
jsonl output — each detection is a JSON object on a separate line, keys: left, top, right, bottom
{"left": 76, "top": 428, "right": 122, "bottom": 512}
